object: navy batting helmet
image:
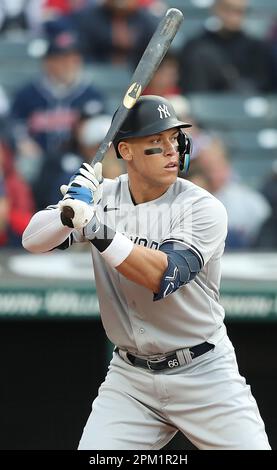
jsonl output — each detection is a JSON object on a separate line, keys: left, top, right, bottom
{"left": 113, "top": 95, "right": 192, "bottom": 172}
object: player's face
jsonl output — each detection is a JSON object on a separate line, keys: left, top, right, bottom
{"left": 123, "top": 128, "right": 180, "bottom": 188}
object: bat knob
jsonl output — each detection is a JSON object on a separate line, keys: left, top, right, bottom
{"left": 62, "top": 206, "right": 75, "bottom": 220}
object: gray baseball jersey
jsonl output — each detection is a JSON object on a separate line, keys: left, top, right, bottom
{"left": 70, "top": 174, "right": 228, "bottom": 355}
{"left": 23, "top": 172, "right": 271, "bottom": 450}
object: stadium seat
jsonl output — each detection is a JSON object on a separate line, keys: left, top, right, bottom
{"left": 166, "top": 0, "right": 277, "bottom": 14}
{"left": 244, "top": 14, "right": 275, "bottom": 39}
{"left": 0, "top": 38, "right": 40, "bottom": 95}
{"left": 171, "top": 17, "right": 205, "bottom": 50}
{"left": 106, "top": 96, "right": 121, "bottom": 114}
{"left": 84, "top": 63, "right": 132, "bottom": 101}
{"left": 187, "top": 93, "right": 277, "bottom": 131}
{"left": 218, "top": 128, "right": 277, "bottom": 153}
{"left": 0, "top": 37, "right": 30, "bottom": 60}
{"left": 165, "top": 0, "right": 212, "bottom": 17}
{"left": 231, "top": 150, "right": 276, "bottom": 189}
{"left": 85, "top": 63, "right": 133, "bottom": 115}
{"left": 249, "top": 0, "right": 277, "bottom": 12}
{"left": 223, "top": 130, "right": 277, "bottom": 188}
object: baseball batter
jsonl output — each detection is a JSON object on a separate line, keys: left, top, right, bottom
{"left": 22, "top": 95, "right": 270, "bottom": 450}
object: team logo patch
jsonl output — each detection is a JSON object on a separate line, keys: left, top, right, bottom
{"left": 157, "top": 104, "right": 171, "bottom": 119}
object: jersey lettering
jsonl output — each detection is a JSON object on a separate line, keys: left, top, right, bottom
{"left": 127, "top": 234, "right": 159, "bottom": 250}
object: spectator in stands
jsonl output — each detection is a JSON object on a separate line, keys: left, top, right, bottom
{"left": 179, "top": 0, "right": 275, "bottom": 93}
{"left": 0, "top": 173, "right": 9, "bottom": 245}
{"left": 0, "top": 0, "right": 42, "bottom": 36}
{"left": 187, "top": 136, "right": 271, "bottom": 249}
{"left": 138, "top": 0, "right": 166, "bottom": 14}
{"left": 72, "top": 0, "right": 160, "bottom": 66}
{"left": 0, "top": 85, "right": 10, "bottom": 140}
{"left": 0, "top": 140, "right": 34, "bottom": 247}
{"left": 10, "top": 30, "right": 105, "bottom": 186}
{"left": 41, "top": 0, "right": 98, "bottom": 34}
{"left": 34, "top": 109, "right": 123, "bottom": 210}
{"left": 42, "top": 0, "right": 95, "bottom": 19}
{"left": 268, "top": 19, "right": 277, "bottom": 91}
{"left": 139, "top": 0, "right": 159, "bottom": 5}
{"left": 186, "top": 168, "right": 211, "bottom": 193}
{"left": 168, "top": 94, "right": 213, "bottom": 162}
{"left": 255, "top": 161, "right": 277, "bottom": 249}
{"left": 143, "top": 51, "right": 181, "bottom": 97}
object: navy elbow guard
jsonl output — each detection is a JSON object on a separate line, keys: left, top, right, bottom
{"left": 154, "top": 242, "right": 202, "bottom": 301}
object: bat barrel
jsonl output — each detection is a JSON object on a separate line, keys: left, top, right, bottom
{"left": 92, "top": 8, "right": 183, "bottom": 165}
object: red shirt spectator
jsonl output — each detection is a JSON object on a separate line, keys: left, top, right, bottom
{"left": 43, "top": 0, "right": 88, "bottom": 16}
{"left": 0, "top": 142, "right": 35, "bottom": 247}
{"left": 143, "top": 52, "right": 181, "bottom": 97}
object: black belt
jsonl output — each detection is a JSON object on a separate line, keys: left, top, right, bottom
{"left": 115, "top": 342, "right": 214, "bottom": 371}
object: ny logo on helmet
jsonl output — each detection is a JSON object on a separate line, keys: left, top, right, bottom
{"left": 157, "top": 104, "right": 171, "bottom": 119}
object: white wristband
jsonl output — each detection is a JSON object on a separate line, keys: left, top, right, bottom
{"left": 101, "top": 232, "right": 134, "bottom": 267}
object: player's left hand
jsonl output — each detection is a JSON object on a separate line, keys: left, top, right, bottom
{"left": 59, "top": 162, "right": 103, "bottom": 229}
{"left": 60, "top": 162, "right": 103, "bottom": 203}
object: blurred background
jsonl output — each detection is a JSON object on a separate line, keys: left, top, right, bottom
{"left": 0, "top": 0, "right": 276, "bottom": 450}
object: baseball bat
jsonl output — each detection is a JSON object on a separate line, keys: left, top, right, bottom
{"left": 62, "top": 8, "right": 184, "bottom": 220}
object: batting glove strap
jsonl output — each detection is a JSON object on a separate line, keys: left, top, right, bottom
{"left": 84, "top": 222, "right": 134, "bottom": 268}
{"left": 100, "top": 231, "right": 134, "bottom": 267}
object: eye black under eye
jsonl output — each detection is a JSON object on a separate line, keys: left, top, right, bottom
{"left": 144, "top": 148, "right": 163, "bottom": 155}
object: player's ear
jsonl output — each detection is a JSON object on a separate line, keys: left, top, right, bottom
{"left": 118, "top": 142, "right": 133, "bottom": 162}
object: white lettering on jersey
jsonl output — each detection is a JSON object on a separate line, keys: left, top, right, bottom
{"left": 157, "top": 104, "right": 171, "bottom": 119}
{"left": 126, "top": 234, "right": 159, "bottom": 250}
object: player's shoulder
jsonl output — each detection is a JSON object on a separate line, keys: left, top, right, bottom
{"left": 173, "top": 178, "right": 227, "bottom": 218}
{"left": 102, "top": 173, "right": 128, "bottom": 198}
{"left": 172, "top": 177, "right": 211, "bottom": 201}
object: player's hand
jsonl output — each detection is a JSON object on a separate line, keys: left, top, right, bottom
{"left": 60, "top": 162, "right": 103, "bottom": 204}
{"left": 59, "top": 162, "right": 103, "bottom": 229}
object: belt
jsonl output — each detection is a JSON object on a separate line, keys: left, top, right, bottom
{"left": 115, "top": 342, "right": 214, "bottom": 371}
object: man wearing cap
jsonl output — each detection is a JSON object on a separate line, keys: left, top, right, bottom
{"left": 34, "top": 112, "right": 123, "bottom": 210}
{"left": 74, "top": 0, "right": 159, "bottom": 66}
{"left": 10, "top": 30, "right": 105, "bottom": 192}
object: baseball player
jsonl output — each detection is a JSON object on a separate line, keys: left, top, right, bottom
{"left": 22, "top": 95, "right": 271, "bottom": 450}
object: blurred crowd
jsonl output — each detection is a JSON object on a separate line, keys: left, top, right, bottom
{"left": 0, "top": 0, "right": 277, "bottom": 250}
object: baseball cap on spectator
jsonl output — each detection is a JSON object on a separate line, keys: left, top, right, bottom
{"left": 79, "top": 100, "right": 105, "bottom": 120}
{"left": 44, "top": 31, "right": 80, "bottom": 56}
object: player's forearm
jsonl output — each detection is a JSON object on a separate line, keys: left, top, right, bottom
{"left": 116, "top": 245, "right": 168, "bottom": 293}
{"left": 86, "top": 219, "right": 168, "bottom": 292}
{"left": 22, "top": 208, "right": 73, "bottom": 253}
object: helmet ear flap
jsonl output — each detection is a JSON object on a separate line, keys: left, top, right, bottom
{"left": 183, "top": 151, "right": 191, "bottom": 174}
{"left": 178, "top": 131, "right": 192, "bottom": 173}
